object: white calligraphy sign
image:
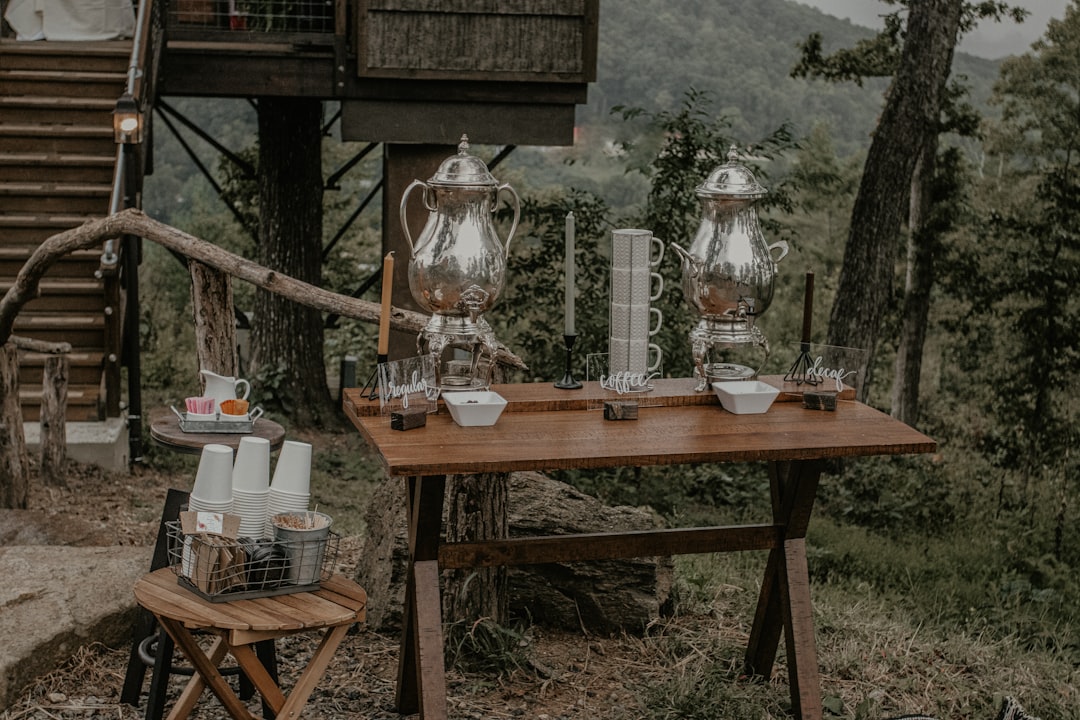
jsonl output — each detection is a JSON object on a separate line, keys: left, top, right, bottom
{"left": 586, "top": 354, "right": 664, "bottom": 410}
{"left": 378, "top": 355, "right": 439, "bottom": 415}
{"left": 780, "top": 343, "right": 866, "bottom": 395}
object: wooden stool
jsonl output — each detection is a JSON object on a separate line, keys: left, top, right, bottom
{"left": 134, "top": 568, "right": 366, "bottom": 720}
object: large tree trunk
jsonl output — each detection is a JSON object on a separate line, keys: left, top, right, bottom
{"left": 190, "top": 261, "right": 238, "bottom": 381}
{"left": 890, "top": 139, "right": 938, "bottom": 424}
{"left": 826, "top": 0, "right": 962, "bottom": 402}
{"left": 250, "top": 98, "right": 335, "bottom": 427}
{"left": 443, "top": 473, "right": 509, "bottom": 625}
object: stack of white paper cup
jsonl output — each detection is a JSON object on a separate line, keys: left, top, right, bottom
{"left": 232, "top": 436, "right": 271, "bottom": 538}
{"left": 265, "top": 440, "right": 312, "bottom": 537}
{"left": 188, "top": 444, "right": 234, "bottom": 513}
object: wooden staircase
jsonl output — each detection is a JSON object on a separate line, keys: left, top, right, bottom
{"left": 0, "top": 40, "right": 130, "bottom": 421}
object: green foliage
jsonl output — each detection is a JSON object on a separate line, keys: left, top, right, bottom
{"left": 445, "top": 616, "right": 534, "bottom": 679}
{"left": 500, "top": 189, "right": 613, "bottom": 380}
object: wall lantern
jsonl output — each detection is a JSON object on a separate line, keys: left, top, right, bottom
{"left": 113, "top": 93, "right": 143, "bottom": 144}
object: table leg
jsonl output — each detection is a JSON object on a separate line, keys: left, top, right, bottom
{"left": 155, "top": 617, "right": 254, "bottom": 720}
{"left": 744, "top": 460, "right": 823, "bottom": 720}
{"left": 395, "top": 474, "right": 448, "bottom": 719}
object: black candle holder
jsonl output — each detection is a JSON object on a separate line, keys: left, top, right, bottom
{"left": 554, "top": 334, "right": 582, "bottom": 390}
{"left": 359, "top": 353, "right": 388, "bottom": 400}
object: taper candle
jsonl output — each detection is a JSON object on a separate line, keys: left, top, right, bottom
{"left": 377, "top": 251, "right": 395, "bottom": 357}
{"left": 801, "top": 270, "right": 814, "bottom": 344}
{"left": 565, "top": 211, "right": 575, "bottom": 336}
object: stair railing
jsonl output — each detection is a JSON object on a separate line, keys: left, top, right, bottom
{"left": 106, "top": 0, "right": 163, "bottom": 465}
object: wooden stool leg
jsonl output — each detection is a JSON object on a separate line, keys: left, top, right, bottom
{"left": 167, "top": 637, "right": 230, "bottom": 720}
{"left": 276, "top": 625, "right": 352, "bottom": 718}
{"left": 156, "top": 618, "right": 254, "bottom": 720}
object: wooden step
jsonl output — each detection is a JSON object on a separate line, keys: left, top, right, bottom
{"left": 20, "top": 384, "right": 103, "bottom": 422}
{"left": 0, "top": 214, "right": 101, "bottom": 245}
{"left": 0, "top": 243, "right": 104, "bottom": 277}
{"left": 0, "top": 95, "right": 116, "bottom": 126}
{"left": 0, "top": 181, "right": 112, "bottom": 214}
{"left": 0, "top": 69, "right": 127, "bottom": 97}
{"left": 0, "top": 123, "right": 115, "bottom": 153}
{"left": 0, "top": 152, "right": 115, "bottom": 183}
{"left": 0, "top": 40, "right": 130, "bottom": 73}
{"left": 0, "top": 278, "right": 105, "bottom": 312}
{"left": 19, "top": 350, "right": 106, "bottom": 386}
{"left": 12, "top": 312, "right": 106, "bottom": 346}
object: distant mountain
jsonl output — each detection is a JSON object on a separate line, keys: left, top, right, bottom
{"left": 584, "top": 0, "right": 1002, "bottom": 157}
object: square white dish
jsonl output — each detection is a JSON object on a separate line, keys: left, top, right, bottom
{"left": 712, "top": 380, "right": 780, "bottom": 414}
{"left": 443, "top": 391, "right": 508, "bottom": 427}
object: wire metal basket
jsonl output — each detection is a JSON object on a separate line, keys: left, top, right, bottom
{"left": 165, "top": 520, "right": 340, "bottom": 602}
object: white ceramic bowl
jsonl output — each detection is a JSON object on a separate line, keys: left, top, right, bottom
{"left": 443, "top": 391, "right": 508, "bottom": 427}
{"left": 712, "top": 380, "right": 780, "bottom": 414}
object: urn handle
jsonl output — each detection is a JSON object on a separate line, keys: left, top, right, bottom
{"left": 399, "top": 179, "right": 434, "bottom": 254}
{"left": 768, "top": 240, "right": 790, "bottom": 263}
{"left": 495, "top": 182, "right": 521, "bottom": 257}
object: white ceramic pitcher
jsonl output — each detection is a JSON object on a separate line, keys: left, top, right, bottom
{"left": 201, "top": 369, "right": 250, "bottom": 412}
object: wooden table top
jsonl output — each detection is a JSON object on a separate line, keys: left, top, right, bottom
{"left": 342, "top": 378, "right": 936, "bottom": 477}
{"left": 149, "top": 408, "right": 287, "bottom": 455}
{"left": 134, "top": 568, "right": 367, "bottom": 633}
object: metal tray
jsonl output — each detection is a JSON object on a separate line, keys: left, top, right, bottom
{"left": 171, "top": 405, "right": 264, "bottom": 434}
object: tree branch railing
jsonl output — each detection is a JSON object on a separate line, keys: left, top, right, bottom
{"left": 0, "top": 208, "right": 527, "bottom": 369}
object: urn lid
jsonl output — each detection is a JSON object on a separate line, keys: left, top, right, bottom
{"left": 428, "top": 134, "right": 499, "bottom": 187}
{"left": 696, "top": 146, "right": 768, "bottom": 199}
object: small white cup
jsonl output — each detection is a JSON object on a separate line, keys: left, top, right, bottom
{"left": 271, "top": 440, "right": 312, "bottom": 496}
{"left": 185, "top": 411, "right": 216, "bottom": 422}
{"left": 192, "top": 444, "right": 234, "bottom": 503}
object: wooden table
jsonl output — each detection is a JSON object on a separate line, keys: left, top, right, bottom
{"left": 342, "top": 378, "right": 936, "bottom": 720}
{"left": 133, "top": 568, "right": 367, "bottom": 720}
{"left": 149, "top": 408, "right": 286, "bottom": 455}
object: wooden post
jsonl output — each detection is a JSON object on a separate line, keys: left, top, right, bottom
{"left": 0, "top": 342, "right": 29, "bottom": 508}
{"left": 189, "top": 261, "right": 239, "bottom": 388}
{"left": 40, "top": 354, "right": 69, "bottom": 487}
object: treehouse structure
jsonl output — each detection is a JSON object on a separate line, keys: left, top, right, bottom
{"left": 0, "top": 0, "right": 599, "bottom": 465}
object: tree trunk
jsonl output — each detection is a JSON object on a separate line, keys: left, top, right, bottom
{"left": 442, "top": 473, "right": 509, "bottom": 626}
{"left": 40, "top": 355, "right": 69, "bottom": 487}
{"left": 250, "top": 97, "right": 335, "bottom": 427}
{"left": 190, "top": 261, "right": 238, "bottom": 382}
{"left": 890, "top": 139, "right": 938, "bottom": 424}
{"left": 826, "top": 0, "right": 962, "bottom": 402}
{"left": 0, "top": 343, "right": 29, "bottom": 508}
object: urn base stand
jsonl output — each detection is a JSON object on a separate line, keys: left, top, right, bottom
{"left": 418, "top": 315, "right": 498, "bottom": 392}
{"left": 689, "top": 319, "right": 769, "bottom": 391}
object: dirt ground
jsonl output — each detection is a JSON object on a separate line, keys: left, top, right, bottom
{"left": 3, "top": 457, "right": 704, "bottom": 720}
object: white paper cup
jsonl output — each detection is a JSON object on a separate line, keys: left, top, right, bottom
{"left": 191, "top": 444, "right": 234, "bottom": 503}
{"left": 233, "top": 437, "right": 271, "bottom": 493}
{"left": 271, "top": 440, "right": 312, "bottom": 496}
